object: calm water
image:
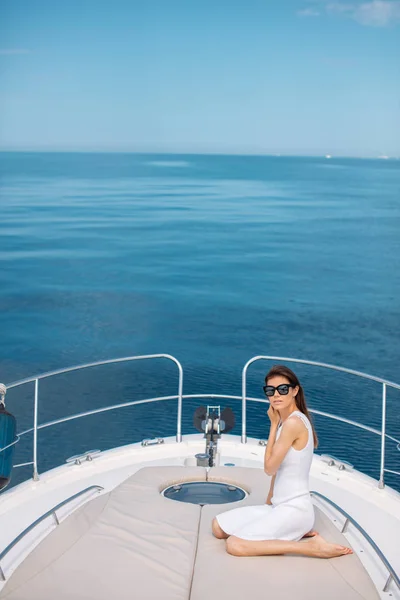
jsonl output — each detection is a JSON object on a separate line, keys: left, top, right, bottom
{"left": 0, "top": 152, "right": 399, "bottom": 490}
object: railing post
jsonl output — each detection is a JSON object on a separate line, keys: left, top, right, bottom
{"left": 378, "top": 383, "right": 387, "bottom": 489}
{"left": 33, "top": 379, "right": 40, "bottom": 481}
{"left": 176, "top": 361, "right": 183, "bottom": 443}
{"left": 384, "top": 574, "right": 393, "bottom": 593}
{"left": 241, "top": 363, "right": 249, "bottom": 443}
{"left": 341, "top": 518, "right": 349, "bottom": 533}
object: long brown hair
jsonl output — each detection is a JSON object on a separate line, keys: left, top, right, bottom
{"left": 265, "top": 364, "right": 318, "bottom": 448}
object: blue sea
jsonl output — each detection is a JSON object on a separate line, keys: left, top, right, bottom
{"left": 0, "top": 152, "right": 399, "bottom": 490}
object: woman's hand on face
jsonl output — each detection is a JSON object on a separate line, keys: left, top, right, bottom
{"left": 267, "top": 404, "right": 280, "bottom": 427}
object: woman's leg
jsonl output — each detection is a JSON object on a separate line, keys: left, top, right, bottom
{"left": 212, "top": 517, "right": 229, "bottom": 539}
{"left": 226, "top": 534, "right": 353, "bottom": 558}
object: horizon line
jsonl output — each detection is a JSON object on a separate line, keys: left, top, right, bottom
{"left": 0, "top": 149, "right": 398, "bottom": 160}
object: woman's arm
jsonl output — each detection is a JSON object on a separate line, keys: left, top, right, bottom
{"left": 266, "top": 474, "right": 276, "bottom": 505}
{"left": 264, "top": 417, "right": 302, "bottom": 476}
{"left": 264, "top": 420, "right": 279, "bottom": 474}
{"left": 264, "top": 404, "right": 281, "bottom": 475}
{"left": 263, "top": 405, "right": 280, "bottom": 474}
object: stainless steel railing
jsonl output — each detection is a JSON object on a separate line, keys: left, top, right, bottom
{"left": 1, "top": 355, "right": 399, "bottom": 488}
{"left": 2, "top": 354, "right": 183, "bottom": 481}
{"left": 242, "top": 356, "right": 400, "bottom": 488}
{"left": 311, "top": 491, "right": 400, "bottom": 593}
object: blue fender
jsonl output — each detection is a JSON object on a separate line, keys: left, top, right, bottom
{"left": 0, "top": 405, "right": 17, "bottom": 491}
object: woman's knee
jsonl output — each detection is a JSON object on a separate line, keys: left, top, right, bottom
{"left": 212, "top": 518, "right": 227, "bottom": 539}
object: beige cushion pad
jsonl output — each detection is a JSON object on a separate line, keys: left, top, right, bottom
{"left": 1, "top": 466, "right": 206, "bottom": 600}
{"left": 1, "top": 465, "right": 380, "bottom": 600}
{"left": 189, "top": 467, "right": 379, "bottom": 600}
{"left": 207, "top": 466, "right": 271, "bottom": 504}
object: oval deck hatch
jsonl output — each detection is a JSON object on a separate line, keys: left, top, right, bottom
{"left": 162, "top": 481, "right": 246, "bottom": 505}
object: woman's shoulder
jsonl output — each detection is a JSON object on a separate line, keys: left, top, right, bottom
{"left": 286, "top": 411, "right": 310, "bottom": 429}
{"left": 281, "top": 413, "right": 306, "bottom": 432}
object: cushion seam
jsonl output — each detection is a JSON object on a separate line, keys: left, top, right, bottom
{"left": 188, "top": 508, "right": 202, "bottom": 600}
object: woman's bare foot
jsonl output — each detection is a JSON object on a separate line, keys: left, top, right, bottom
{"left": 306, "top": 534, "right": 353, "bottom": 558}
{"left": 303, "top": 530, "right": 318, "bottom": 538}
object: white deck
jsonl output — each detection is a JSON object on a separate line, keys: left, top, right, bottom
{"left": 0, "top": 434, "right": 399, "bottom": 599}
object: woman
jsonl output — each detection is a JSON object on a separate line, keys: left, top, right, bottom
{"left": 212, "top": 365, "right": 353, "bottom": 559}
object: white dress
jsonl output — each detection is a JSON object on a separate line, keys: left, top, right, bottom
{"left": 216, "top": 411, "right": 315, "bottom": 541}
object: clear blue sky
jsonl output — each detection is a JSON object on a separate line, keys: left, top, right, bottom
{"left": 1, "top": 0, "right": 399, "bottom": 156}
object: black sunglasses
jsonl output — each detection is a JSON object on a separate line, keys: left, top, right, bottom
{"left": 263, "top": 384, "right": 296, "bottom": 397}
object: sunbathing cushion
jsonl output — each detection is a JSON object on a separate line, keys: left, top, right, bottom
{"left": 190, "top": 467, "right": 379, "bottom": 600}
{"left": 1, "top": 466, "right": 206, "bottom": 600}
